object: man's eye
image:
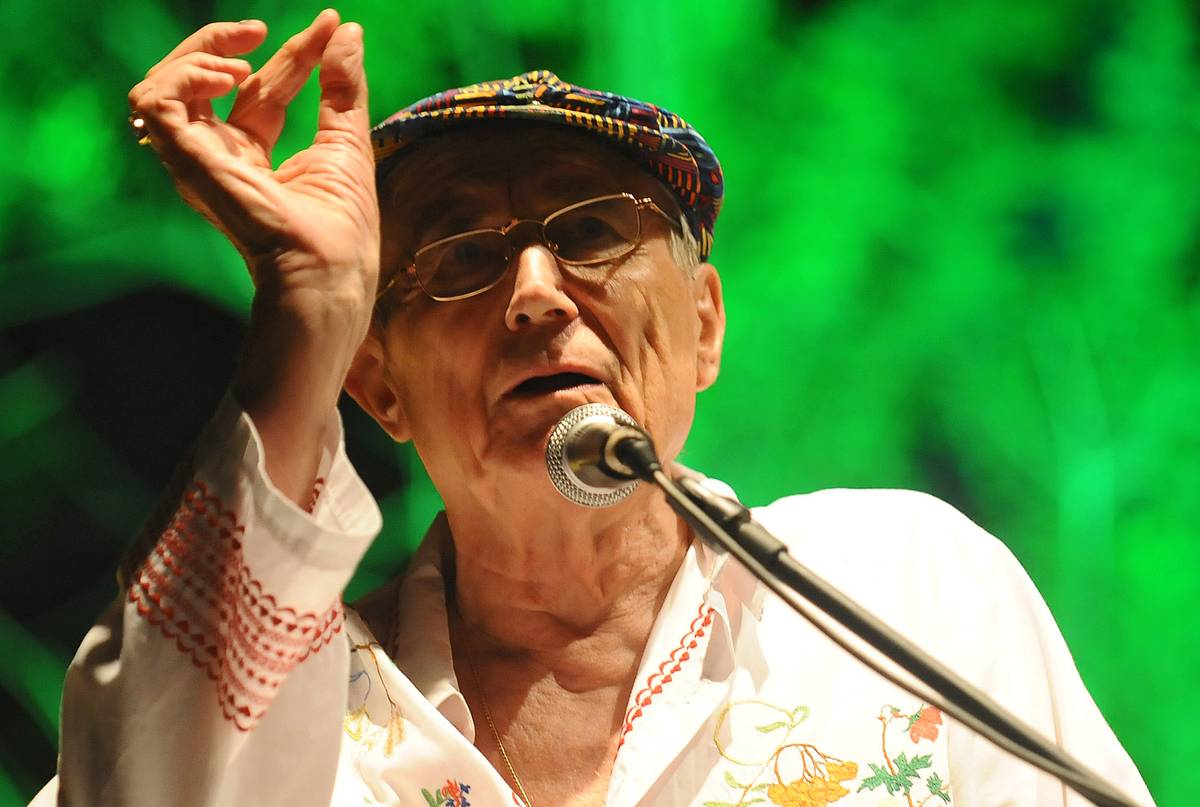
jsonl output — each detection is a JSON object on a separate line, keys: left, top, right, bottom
{"left": 449, "top": 241, "right": 487, "bottom": 265}
{"left": 562, "top": 216, "right": 621, "bottom": 244}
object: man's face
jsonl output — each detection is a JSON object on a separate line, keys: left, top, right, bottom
{"left": 354, "top": 125, "right": 724, "bottom": 507}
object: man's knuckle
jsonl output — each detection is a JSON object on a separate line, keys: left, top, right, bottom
{"left": 178, "top": 51, "right": 212, "bottom": 70}
{"left": 198, "top": 21, "right": 229, "bottom": 41}
{"left": 276, "top": 38, "right": 300, "bottom": 61}
{"left": 149, "top": 94, "right": 177, "bottom": 117}
{"left": 313, "top": 129, "right": 355, "bottom": 150}
{"left": 252, "top": 81, "right": 282, "bottom": 108}
{"left": 320, "top": 69, "right": 359, "bottom": 97}
{"left": 319, "top": 76, "right": 350, "bottom": 96}
{"left": 135, "top": 82, "right": 168, "bottom": 110}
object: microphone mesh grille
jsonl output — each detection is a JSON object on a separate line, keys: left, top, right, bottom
{"left": 546, "top": 403, "right": 641, "bottom": 508}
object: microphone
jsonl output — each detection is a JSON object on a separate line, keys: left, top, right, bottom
{"left": 545, "top": 403, "right": 653, "bottom": 507}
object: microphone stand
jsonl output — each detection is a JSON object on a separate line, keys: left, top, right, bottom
{"left": 612, "top": 438, "right": 1143, "bottom": 807}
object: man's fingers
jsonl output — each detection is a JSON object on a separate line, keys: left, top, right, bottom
{"left": 316, "top": 22, "right": 369, "bottom": 147}
{"left": 146, "top": 20, "right": 267, "bottom": 78}
{"left": 227, "top": 9, "right": 340, "bottom": 152}
{"left": 130, "top": 53, "right": 252, "bottom": 127}
{"left": 138, "top": 70, "right": 239, "bottom": 164}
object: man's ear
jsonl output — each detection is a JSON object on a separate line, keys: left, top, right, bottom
{"left": 344, "top": 333, "right": 411, "bottom": 443}
{"left": 692, "top": 262, "right": 725, "bottom": 391}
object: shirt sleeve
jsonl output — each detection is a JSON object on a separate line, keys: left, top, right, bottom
{"left": 754, "top": 488, "right": 1156, "bottom": 807}
{"left": 52, "top": 393, "right": 382, "bottom": 807}
{"left": 903, "top": 494, "right": 1157, "bottom": 807}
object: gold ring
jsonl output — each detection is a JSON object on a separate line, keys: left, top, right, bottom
{"left": 127, "top": 112, "right": 152, "bottom": 146}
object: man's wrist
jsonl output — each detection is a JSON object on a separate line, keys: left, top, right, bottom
{"left": 232, "top": 295, "right": 366, "bottom": 506}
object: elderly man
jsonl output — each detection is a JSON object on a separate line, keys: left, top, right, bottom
{"left": 40, "top": 11, "right": 1153, "bottom": 807}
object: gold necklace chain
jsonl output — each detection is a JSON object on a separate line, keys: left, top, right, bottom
{"left": 459, "top": 618, "right": 535, "bottom": 807}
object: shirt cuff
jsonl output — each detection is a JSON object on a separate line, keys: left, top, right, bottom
{"left": 193, "top": 391, "right": 382, "bottom": 579}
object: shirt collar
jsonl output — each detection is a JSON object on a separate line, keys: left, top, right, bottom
{"left": 385, "top": 480, "right": 765, "bottom": 736}
{"left": 682, "top": 472, "right": 767, "bottom": 682}
{"left": 387, "top": 512, "right": 475, "bottom": 740}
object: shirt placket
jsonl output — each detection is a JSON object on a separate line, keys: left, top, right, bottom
{"left": 606, "top": 555, "right": 738, "bottom": 807}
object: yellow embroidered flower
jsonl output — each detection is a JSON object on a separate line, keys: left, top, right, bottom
{"left": 766, "top": 774, "right": 850, "bottom": 806}
{"left": 343, "top": 705, "right": 370, "bottom": 743}
{"left": 825, "top": 760, "right": 858, "bottom": 783}
{"left": 764, "top": 744, "right": 858, "bottom": 806}
{"left": 342, "top": 703, "right": 405, "bottom": 756}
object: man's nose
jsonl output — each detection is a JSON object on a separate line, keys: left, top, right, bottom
{"left": 504, "top": 243, "right": 580, "bottom": 331}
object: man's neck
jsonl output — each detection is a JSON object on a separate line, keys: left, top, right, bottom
{"left": 445, "top": 487, "right": 689, "bottom": 674}
{"left": 437, "top": 487, "right": 690, "bottom": 807}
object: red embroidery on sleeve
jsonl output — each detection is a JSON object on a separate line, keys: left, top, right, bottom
{"left": 128, "top": 480, "right": 344, "bottom": 731}
{"left": 618, "top": 602, "right": 714, "bottom": 747}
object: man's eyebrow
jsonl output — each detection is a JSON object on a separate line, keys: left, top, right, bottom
{"left": 537, "top": 168, "right": 623, "bottom": 201}
{"left": 408, "top": 194, "right": 496, "bottom": 244}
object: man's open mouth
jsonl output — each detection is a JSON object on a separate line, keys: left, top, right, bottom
{"left": 509, "top": 372, "right": 603, "bottom": 397}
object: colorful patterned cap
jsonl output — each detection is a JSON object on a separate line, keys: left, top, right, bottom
{"left": 371, "top": 70, "right": 724, "bottom": 260}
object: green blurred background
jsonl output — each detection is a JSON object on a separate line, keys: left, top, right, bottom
{"left": 1, "top": 0, "right": 1195, "bottom": 803}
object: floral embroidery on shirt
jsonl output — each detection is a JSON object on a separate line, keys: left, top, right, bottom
{"left": 705, "top": 700, "right": 858, "bottom": 807}
{"left": 707, "top": 700, "right": 952, "bottom": 806}
{"left": 856, "top": 705, "right": 951, "bottom": 805}
{"left": 764, "top": 750, "right": 858, "bottom": 807}
{"left": 343, "top": 641, "right": 405, "bottom": 756}
{"left": 126, "top": 480, "right": 344, "bottom": 730}
{"left": 907, "top": 705, "right": 943, "bottom": 744}
{"left": 420, "top": 779, "right": 471, "bottom": 807}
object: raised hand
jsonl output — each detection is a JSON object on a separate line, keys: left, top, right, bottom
{"left": 127, "top": 10, "right": 380, "bottom": 504}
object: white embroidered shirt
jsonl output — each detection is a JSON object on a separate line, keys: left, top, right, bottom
{"left": 36, "top": 397, "right": 1155, "bottom": 807}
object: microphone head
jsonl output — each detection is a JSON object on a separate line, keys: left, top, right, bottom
{"left": 546, "top": 403, "right": 642, "bottom": 507}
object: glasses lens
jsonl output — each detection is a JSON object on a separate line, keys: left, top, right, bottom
{"left": 546, "top": 196, "right": 640, "bottom": 263}
{"left": 415, "top": 232, "right": 510, "bottom": 299}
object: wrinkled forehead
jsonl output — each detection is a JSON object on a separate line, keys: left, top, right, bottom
{"left": 380, "top": 123, "right": 677, "bottom": 247}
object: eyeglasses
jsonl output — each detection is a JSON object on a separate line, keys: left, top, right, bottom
{"left": 378, "top": 193, "right": 682, "bottom": 303}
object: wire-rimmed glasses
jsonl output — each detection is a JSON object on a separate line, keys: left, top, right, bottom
{"left": 378, "top": 193, "right": 681, "bottom": 303}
